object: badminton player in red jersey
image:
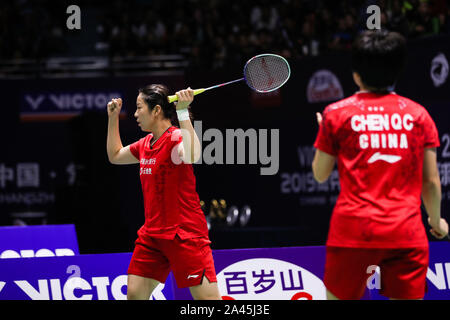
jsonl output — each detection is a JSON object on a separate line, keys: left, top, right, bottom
{"left": 312, "top": 30, "right": 448, "bottom": 300}
{"left": 106, "top": 84, "right": 221, "bottom": 300}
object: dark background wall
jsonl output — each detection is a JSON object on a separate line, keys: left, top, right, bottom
{"left": 1, "top": 34, "right": 449, "bottom": 253}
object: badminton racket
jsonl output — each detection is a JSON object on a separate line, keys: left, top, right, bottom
{"left": 167, "top": 53, "right": 291, "bottom": 103}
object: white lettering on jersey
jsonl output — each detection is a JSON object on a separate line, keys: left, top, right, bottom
{"left": 350, "top": 113, "right": 414, "bottom": 154}
{"left": 140, "top": 168, "right": 152, "bottom": 175}
{"left": 350, "top": 113, "right": 413, "bottom": 132}
{"left": 140, "top": 158, "right": 156, "bottom": 175}
{"left": 358, "top": 133, "right": 408, "bottom": 150}
{"left": 140, "top": 158, "right": 156, "bottom": 165}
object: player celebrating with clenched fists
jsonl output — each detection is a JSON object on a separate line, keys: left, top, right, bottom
{"left": 107, "top": 84, "right": 221, "bottom": 300}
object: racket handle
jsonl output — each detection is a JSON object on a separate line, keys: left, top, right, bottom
{"left": 167, "top": 88, "right": 206, "bottom": 103}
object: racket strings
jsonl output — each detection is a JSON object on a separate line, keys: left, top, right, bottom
{"left": 244, "top": 55, "right": 290, "bottom": 92}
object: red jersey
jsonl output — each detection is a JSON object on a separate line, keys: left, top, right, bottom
{"left": 129, "top": 126, "right": 209, "bottom": 240}
{"left": 314, "top": 92, "right": 440, "bottom": 248}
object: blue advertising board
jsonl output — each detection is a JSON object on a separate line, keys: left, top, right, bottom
{"left": 173, "top": 246, "right": 355, "bottom": 300}
{"left": 0, "top": 253, "right": 174, "bottom": 300}
{"left": 0, "top": 242, "right": 449, "bottom": 300}
{"left": 0, "top": 224, "right": 79, "bottom": 259}
{"left": 172, "top": 242, "right": 450, "bottom": 300}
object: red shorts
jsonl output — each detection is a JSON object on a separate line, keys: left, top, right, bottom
{"left": 324, "top": 246, "right": 429, "bottom": 300}
{"left": 127, "top": 232, "right": 217, "bottom": 288}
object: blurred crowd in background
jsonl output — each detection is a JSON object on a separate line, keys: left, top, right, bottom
{"left": 1, "top": 0, "right": 449, "bottom": 68}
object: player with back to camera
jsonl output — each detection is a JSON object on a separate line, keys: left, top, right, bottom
{"left": 312, "top": 30, "right": 448, "bottom": 300}
{"left": 106, "top": 84, "right": 221, "bottom": 300}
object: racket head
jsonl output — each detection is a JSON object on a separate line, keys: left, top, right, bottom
{"left": 243, "top": 53, "right": 291, "bottom": 93}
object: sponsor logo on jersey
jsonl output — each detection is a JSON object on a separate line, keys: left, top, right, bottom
{"left": 367, "top": 152, "right": 402, "bottom": 164}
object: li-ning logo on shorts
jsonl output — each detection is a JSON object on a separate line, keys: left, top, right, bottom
{"left": 187, "top": 274, "right": 200, "bottom": 279}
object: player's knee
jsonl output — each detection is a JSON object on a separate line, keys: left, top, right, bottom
{"left": 326, "top": 289, "right": 340, "bottom": 300}
{"left": 126, "top": 291, "right": 138, "bottom": 300}
{"left": 127, "top": 287, "right": 149, "bottom": 300}
{"left": 191, "top": 281, "right": 221, "bottom": 300}
{"left": 126, "top": 282, "right": 149, "bottom": 300}
{"left": 126, "top": 286, "right": 141, "bottom": 300}
{"left": 193, "top": 291, "right": 221, "bottom": 300}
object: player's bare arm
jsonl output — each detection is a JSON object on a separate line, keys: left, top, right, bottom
{"left": 107, "top": 98, "right": 139, "bottom": 165}
{"left": 312, "top": 112, "right": 336, "bottom": 183}
{"left": 312, "top": 149, "right": 336, "bottom": 183}
{"left": 175, "top": 88, "right": 201, "bottom": 164}
{"left": 422, "top": 147, "right": 449, "bottom": 239}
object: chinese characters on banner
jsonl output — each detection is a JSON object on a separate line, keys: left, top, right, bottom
{"left": 216, "top": 258, "right": 325, "bottom": 300}
{"left": 0, "top": 162, "right": 78, "bottom": 223}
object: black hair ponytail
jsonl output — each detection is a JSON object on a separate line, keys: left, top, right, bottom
{"left": 138, "top": 84, "right": 193, "bottom": 127}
